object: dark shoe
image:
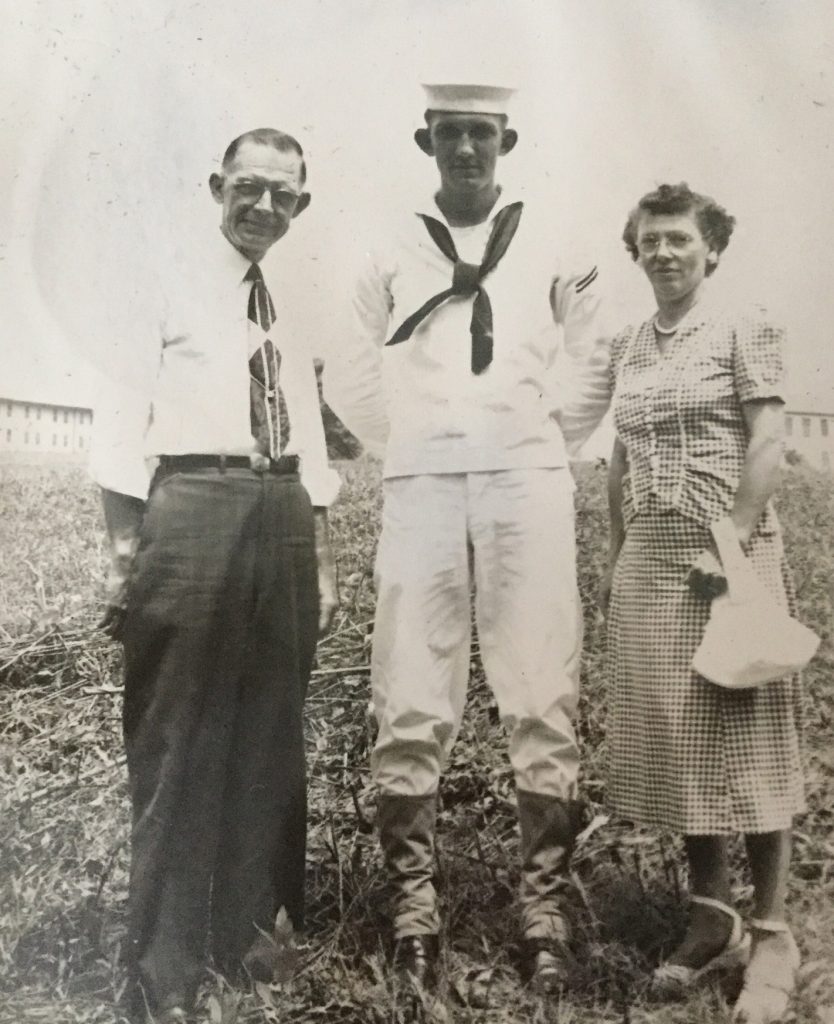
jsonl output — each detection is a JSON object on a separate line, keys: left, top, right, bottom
{"left": 394, "top": 933, "right": 440, "bottom": 991}
{"left": 521, "top": 935, "right": 574, "bottom": 996}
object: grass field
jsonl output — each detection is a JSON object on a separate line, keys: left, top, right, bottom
{"left": 1, "top": 458, "right": 832, "bottom": 1024}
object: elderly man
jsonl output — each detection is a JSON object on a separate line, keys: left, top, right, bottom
{"left": 91, "top": 128, "right": 340, "bottom": 1023}
{"left": 326, "top": 84, "right": 611, "bottom": 994}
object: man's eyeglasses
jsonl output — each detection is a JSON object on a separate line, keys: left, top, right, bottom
{"left": 232, "top": 180, "right": 301, "bottom": 211}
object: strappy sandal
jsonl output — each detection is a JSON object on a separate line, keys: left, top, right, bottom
{"left": 651, "top": 895, "right": 750, "bottom": 998}
{"left": 732, "top": 919, "right": 800, "bottom": 1023}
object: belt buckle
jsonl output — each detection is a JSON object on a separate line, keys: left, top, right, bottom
{"left": 250, "top": 452, "right": 271, "bottom": 474}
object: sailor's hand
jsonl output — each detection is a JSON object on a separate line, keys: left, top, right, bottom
{"left": 313, "top": 508, "right": 339, "bottom": 637}
{"left": 317, "top": 558, "right": 339, "bottom": 637}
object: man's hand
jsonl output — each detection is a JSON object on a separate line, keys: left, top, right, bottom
{"left": 686, "top": 547, "right": 727, "bottom": 601}
{"left": 314, "top": 508, "right": 339, "bottom": 636}
{"left": 99, "top": 489, "right": 145, "bottom": 641}
{"left": 99, "top": 552, "right": 134, "bottom": 640}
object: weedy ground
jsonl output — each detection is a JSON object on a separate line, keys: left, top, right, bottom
{"left": 1, "top": 458, "right": 832, "bottom": 1024}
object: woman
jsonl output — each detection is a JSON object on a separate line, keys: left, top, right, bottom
{"left": 603, "top": 183, "right": 804, "bottom": 1023}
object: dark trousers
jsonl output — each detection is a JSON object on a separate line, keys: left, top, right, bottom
{"left": 121, "top": 467, "right": 319, "bottom": 1014}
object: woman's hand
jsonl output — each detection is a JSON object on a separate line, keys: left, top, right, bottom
{"left": 686, "top": 548, "right": 727, "bottom": 600}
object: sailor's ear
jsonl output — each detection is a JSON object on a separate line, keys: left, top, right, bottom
{"left": 414, "top": 127, "right": 434, "bottom": 155}
{"left": 500, "top": 128, "right": 518, "bottom": 155}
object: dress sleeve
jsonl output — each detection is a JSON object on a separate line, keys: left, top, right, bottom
{"left": 732, "top": 314, "right": 785, "bottom": 404}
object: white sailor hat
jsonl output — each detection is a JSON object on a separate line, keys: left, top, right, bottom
{"left": 421, "top": 83, "right": 515, "bottom": 116}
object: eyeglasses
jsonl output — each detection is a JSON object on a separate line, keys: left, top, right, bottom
{"left": 232, "top": 180, "right": 302, "bottom": 211}
{"left": 636, "top": 232, "right": 696, "bottom": 255}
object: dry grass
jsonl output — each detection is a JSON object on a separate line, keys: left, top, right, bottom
{"left": 1, "top": 459, "right": 833, "bottom": 1024}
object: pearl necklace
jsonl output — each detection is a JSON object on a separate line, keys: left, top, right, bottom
{"left": 652, "top": 315, "right": 679, "bottom": 335}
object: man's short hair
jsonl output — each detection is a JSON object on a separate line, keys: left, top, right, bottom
{"left": 222, "top": 128, "right": 307, "bottom": 186}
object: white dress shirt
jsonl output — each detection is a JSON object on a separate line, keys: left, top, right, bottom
{"left": 325, "top": 190, "right": 612, "bottom": 477}
{"left": 89, "top": 226, "right": 340, "bottom": 506}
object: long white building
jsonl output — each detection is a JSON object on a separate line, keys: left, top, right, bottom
{"left": 0, "top": 393, "right": 830, "bottom": 473}
{"left": 0, "top": 396, "right": 92, "bottom": 466}
{"left": 785, "top": 408, "right": 834, "bottom": 472}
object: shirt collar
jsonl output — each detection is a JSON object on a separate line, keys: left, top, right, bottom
{"left": 210, "top": 226, "right": 283, "bottom": 287}
{"left": 213, "top": 228, "right": 256, "bottom": 285}
{"left": 415, "top": 185, "right": 525, "bottom": 224}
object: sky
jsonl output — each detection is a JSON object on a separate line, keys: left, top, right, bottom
{"left": 1, "top": 0, "right": 833, "bottom": 412}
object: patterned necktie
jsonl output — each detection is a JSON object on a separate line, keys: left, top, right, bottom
{"left": 245, "top": 263, "right": 290, "bottom": 456}
{"left": 386, "top": 201, "right": 523, "bottom": 374}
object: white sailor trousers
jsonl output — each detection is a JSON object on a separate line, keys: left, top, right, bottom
{"left": 371, "top": 468, "right": 582, "bottom": 799}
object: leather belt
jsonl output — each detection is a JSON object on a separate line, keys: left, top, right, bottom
{"left": 157, "top": 454, "right": 299, "bottom": 475}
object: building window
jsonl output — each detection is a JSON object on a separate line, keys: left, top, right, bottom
{"left": 24, "top": 432, "right": 29, "bottom": 444}
{"left": 35, "top": 433, "right": 40, "bottom": 444}
{"left": 52, "top": 434, "right": 57, "bottom": 446}
{"left": 803, "top": 417, "right": 811, "bottom": 438}
{"left": 78, "top": 436, "right": 85, "bottom": 449}
{"left": 785, "top": 416, "right": 793, "bottom": 437}
{"left": 6, "top": 403, "right": 11, "bottom": 416}
{"left": 822, "top": 419, "right": 829, "bottom": 438}
{"left": 25, "top": 405, "right": 30, "bottom": 419}
{"left": 36, "top": 408, "right": 41, "bottom": 420}
{"left": 64, "top": 435, "right": 69, "bottom": 447}
{"left": 5, "top": 430, "right": 10, "bottom": 442}
{"left": 64, "top": 410, "right": 69, "bottom": 423}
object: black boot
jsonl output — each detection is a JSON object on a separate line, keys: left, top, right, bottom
{"left": 516, "top": 790, "right": 585, "bottom": 994}
{"left": 377, "top": 792, "right": 441, "bottom": 940}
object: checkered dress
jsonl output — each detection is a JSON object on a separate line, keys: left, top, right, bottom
{"left": 606, "top": 302, "right": 805, "bottom": 834}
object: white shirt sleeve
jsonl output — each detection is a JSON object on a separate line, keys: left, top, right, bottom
{"left": 87, "top": 257, "right": 167, "bottom": 499}
{"left": 323, "top": 245, "right": 392, "bottom": 461}
{"left": 88, "top": 348, "right": 159, "bottom": 500}
{"left": 551, "top": 261, "right": 614, "bottom": 458}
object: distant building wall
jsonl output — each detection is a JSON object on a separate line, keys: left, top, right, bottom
{"left": 785, "top": 410, "right": 834, "bottom": 472}
{"left": 2, "top": 396, "right": 828, "bottom": 472}
{"left": 0, "top": 397, "right": 92, "bottom": 466}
